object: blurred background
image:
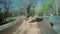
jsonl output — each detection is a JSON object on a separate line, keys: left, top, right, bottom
{"left": 0, "top": 0, "right": 60, "bottom": 34}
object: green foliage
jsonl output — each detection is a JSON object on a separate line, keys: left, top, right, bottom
{"left": 6, "top": 19, "right": 16, "bottom": 23}
{"left": 0, "top": 11, "right": 14, "bottom": 26}
{"left": 42, "top": 2, "right": 50, "bottom": 10}
{"left": 0, "top": 18, "right": 16, "bottom": 26}
{"left": 27, "top": 4, "right": 35, "bottom": 18}
{"left": 29, "top": 6, "right": 35, "bottom": 17}
{"left": 40, "top": 0, "right": 56, "bottom": 16}
{"left": 38, "top": 11, "right": 43, "bottom": 16}
{"left": 58, "top": 8, "right": 60, "bottom": 16}
{"left": 28, "top": 10, "right": 35, "bottom": 17}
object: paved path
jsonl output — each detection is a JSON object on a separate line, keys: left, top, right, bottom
{"left": 12, "top": 18, "right": 41, "bottom": 34}
{"left": 0, "top": 17, "right": 58, "bottom": 34}
{"left": 13, "top": 18, "right": 57, "bottom": 34}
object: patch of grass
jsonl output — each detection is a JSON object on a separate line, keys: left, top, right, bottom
{"left": 6, "top": 19, "right": 16, "bottom": 23}
{"left": 0, "top": 19, "right": 16, "bottom": 26}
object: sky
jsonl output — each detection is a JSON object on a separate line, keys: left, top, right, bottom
{"left": 40, "top": 0, "right": 52, "bottom": 4}
{"left": 0, "top": 0, "right": 59, "bottom": 12}
{"left": 0, "top": 0, "right": 31, "bottom": 11}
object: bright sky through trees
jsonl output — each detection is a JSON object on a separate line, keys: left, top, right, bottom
{"left": 0, "top": 0, "right": 59, "bottom": 12}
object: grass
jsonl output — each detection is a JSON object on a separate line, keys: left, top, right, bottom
{"left": 0, "top": 19, "right": 16, "bottom": 26}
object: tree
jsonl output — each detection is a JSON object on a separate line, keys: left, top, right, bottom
{"left": 29, "top": 6, "right": 35, "bottom": 17}
{"left": 41, "top": 0, "right": 56, "bottom": 16}
{"left": 26, "top": 4, "right": 35, "bottom": 18}
{"left": 27, "top": 4, "right": 32, "bottom": 18}
{"left": 58, "top": 8, "right": 60, "bottom": 16}
{"left": 0, "top": 0, "right": 11, "bottom": 24}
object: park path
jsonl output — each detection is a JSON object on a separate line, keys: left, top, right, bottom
{"left": 0, "top": 17, "right": 57, "bottom": 34}
{"left": 13, "top": 17, "right": 57, "bottom": 34}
